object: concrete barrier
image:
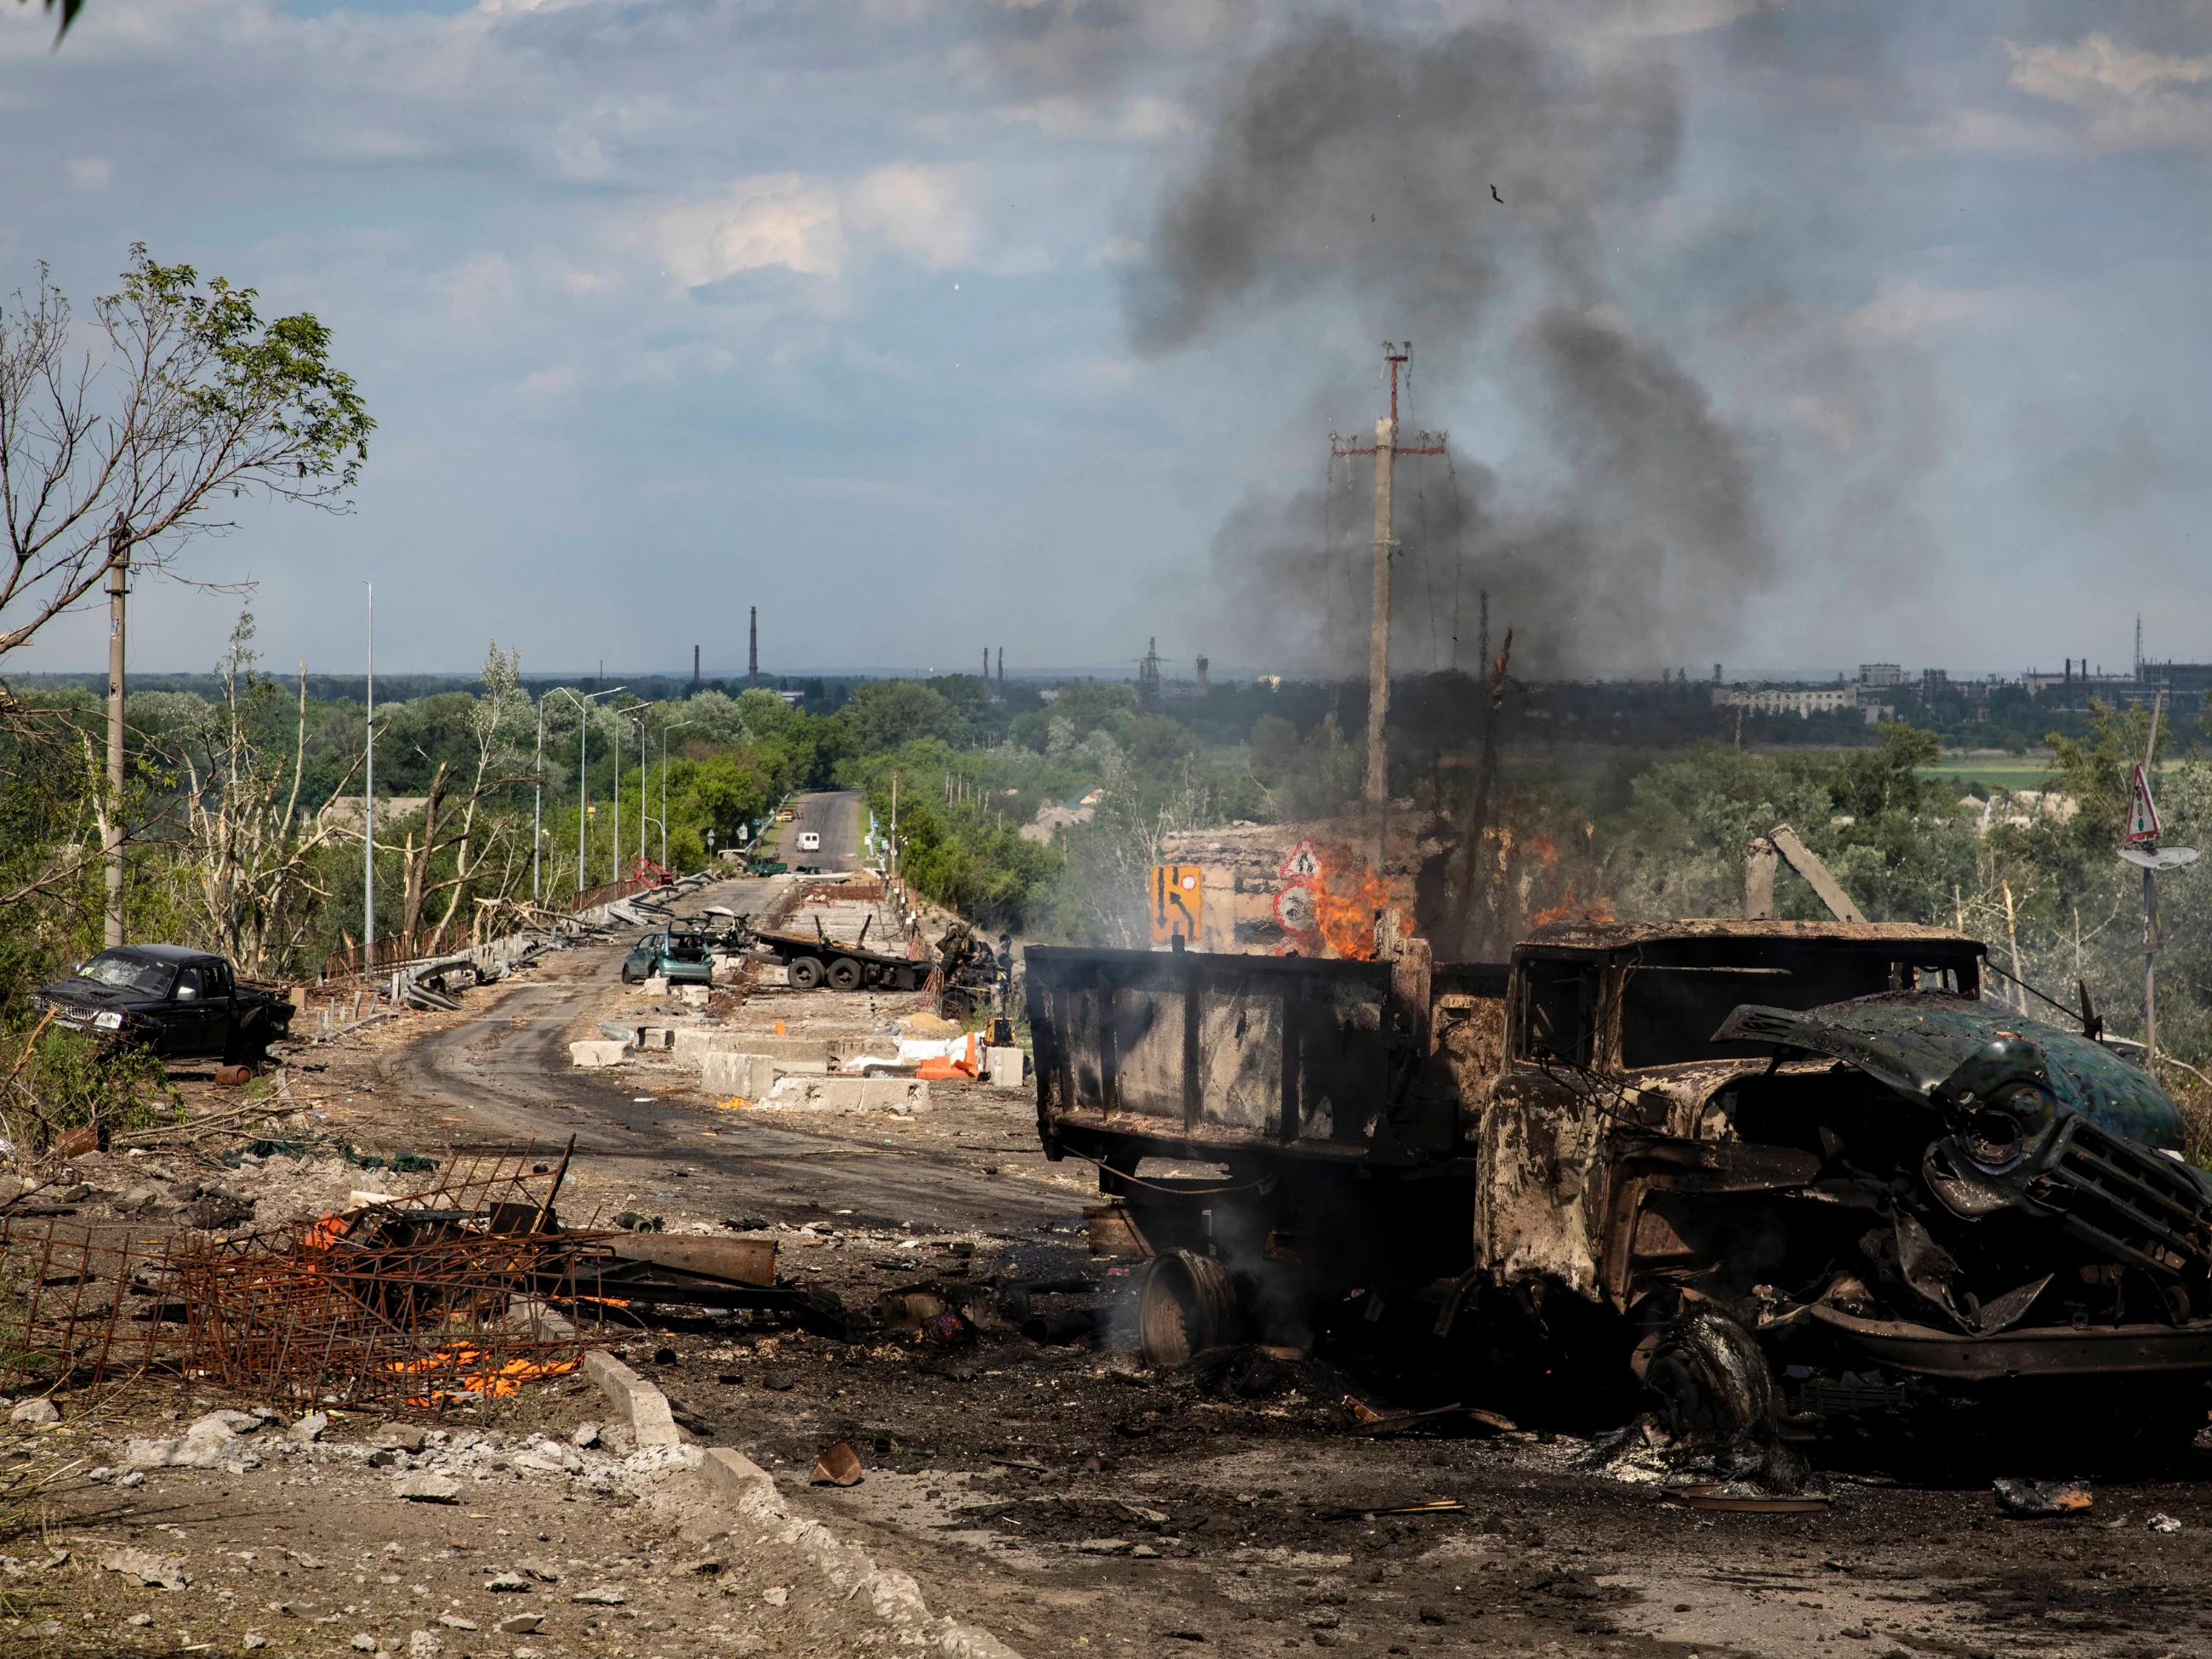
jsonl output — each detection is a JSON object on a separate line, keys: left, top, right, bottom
{"left": 986, "top": 1046, "right": 1025, "bottom": 1089}
{"left": 766, "top": 1076, "right": 930, "bottom": 1115}
{"left": 580, "top": 1349, "right": 681, "bottom": 1448}
{"left": 569, "top": 1040, "right": 627, "bottom": 1069}
{"left": 700, "top": 1051, "right": 777, "bottom": 1098}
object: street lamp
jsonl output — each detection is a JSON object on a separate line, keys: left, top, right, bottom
{"left": 544, "top": 685, "right": 625, "bottom": 894}
{"left": 660, "top": 716, "right": 696, "bottom": 870}
{"left": 628, "top": 710, "right": 648, "bottom": 876}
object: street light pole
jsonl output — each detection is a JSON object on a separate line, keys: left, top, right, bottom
{"left": 532, "top": 696, "right": 544, "bottom": 904}
{"left": 661, "top": 717, "right": 695, "bottom": 870}
{"left": 630, "top": 712, "right": 647, "bottom": 874}
{"left": 546, "top": 686, "right": 625, "bottom": 895}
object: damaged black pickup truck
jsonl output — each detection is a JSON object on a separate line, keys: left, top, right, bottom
{"left": 1026, "top": 921, "right": 2212, "bottom": 1457}
{"left": 34, "top": 944, "right": 294, "bottom": 1063}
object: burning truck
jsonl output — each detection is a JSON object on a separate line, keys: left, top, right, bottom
{"left": 1024, "top": 916, "right": 2212, "bottom": 1462}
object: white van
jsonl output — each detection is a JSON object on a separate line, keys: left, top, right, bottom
{"left": 796, "top": 830, "right": 821, "bottom": 852}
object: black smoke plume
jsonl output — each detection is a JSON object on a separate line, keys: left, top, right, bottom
{"left": 1124, "top": 17, "right": 1779, "bottom": 677}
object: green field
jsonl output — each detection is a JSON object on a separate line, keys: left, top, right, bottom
{"left": 1922, "top": 753, "right": 2055, "bottom": 795}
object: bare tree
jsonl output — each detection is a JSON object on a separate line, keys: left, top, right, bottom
{"left": 0, "top": 247, "right": 372, "bottom": 659}
{"left": 162, "top": 615, "right": 358, "bottom": 978}
{"left": 391, "top": 646, "right": 533, "bottom": 944}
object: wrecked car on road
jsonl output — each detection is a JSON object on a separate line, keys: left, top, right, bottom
{"left": 1026, "top": 921, "right": 2212, "bottom": 1457}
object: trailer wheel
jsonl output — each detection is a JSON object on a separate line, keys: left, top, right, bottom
{"left": 789, "top": 956, "right": 824, "bottom": 990}
{"left": 827, "top": 958, "right": 862, "bottom": 992}
{"left": 1138, "top": 1249, "right": 1240, "bottom": 1368}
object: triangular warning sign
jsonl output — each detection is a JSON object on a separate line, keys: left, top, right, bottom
{"left": 1278, "top": 838, "right": 1323, "bottom": 881}
{"left": 2127, "top": 764, "right": 2162, "bottom": 846}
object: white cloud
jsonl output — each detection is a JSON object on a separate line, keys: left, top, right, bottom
{"left": 1845, "top": 279, "right": 1989, "bottom": 344}
{"left": 655, "top": 164, "right": 977, "bottom": 289}
{"left": 2004, "top": 32, "right": 2212, "bottom": 150}
{"left": 64, "top": 157, "right": 111, "bottom": 190}
{"left": 657, "top": 174, "right": 847, "bottom": 288}
{"left": 845, "top": 164, "right": 976, "bottom": 270}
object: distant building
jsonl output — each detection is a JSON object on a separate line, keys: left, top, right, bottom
{"left": 1712, "top": 685, "right": 1858, "bottom": 718}
{"left": 1858, "top": 664, "right": 1904, "bottom": 687}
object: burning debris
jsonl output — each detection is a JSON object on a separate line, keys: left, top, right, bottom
{"left": 0, "top": 1144, "right": 844, "bottom": 1411}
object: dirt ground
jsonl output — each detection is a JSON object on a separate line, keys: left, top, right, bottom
{"left": 9, "top": 861, "right": 2212, "bottom": 1659}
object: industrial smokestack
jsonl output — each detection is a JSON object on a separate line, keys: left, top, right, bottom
{"left": 1195, "top": 655, "right": 1210, "bottom": 697}
{"left": 749, "top": 607, "right": 758, "bottom": 689}
{"left": 693, "top": 644, "right": 700, "bottom": 690}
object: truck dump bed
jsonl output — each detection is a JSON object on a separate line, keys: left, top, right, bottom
{"left": 1024, "top": 946, "right": 1507, "bottom": 1165}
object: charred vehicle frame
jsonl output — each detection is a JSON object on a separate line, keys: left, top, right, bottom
{"left": 1025, "top": 921, "right": 2212, "bottom": 1457}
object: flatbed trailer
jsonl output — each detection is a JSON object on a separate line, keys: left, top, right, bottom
{"left": 749, "top": 925, "right": 930, "bottom": 992}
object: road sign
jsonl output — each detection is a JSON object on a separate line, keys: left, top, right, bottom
{"left": 2127, "top": 764, "right": 2162, "bottom": 846}
{"left": 1274, "top": 883, "right": 1318, "bottom": 936}
{"left": 2121, "top": 845, "right": 2199, "bottom": 873}
{"left": 1149, "top": 864, "right": 1203, "bottom": 946}
{"left": 1278, "top": 839, "right": 1323, "bottom": 882}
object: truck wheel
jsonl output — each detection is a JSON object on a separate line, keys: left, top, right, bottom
{"left": 224, "top": 1009, "right": 271, "bottom": 1067}
{"left": 1138, "top": 1249, "right": 1240, "bottom": 1368}
{"left": 789, "top": 957, "right": 824, "bottom": 990}
{"left": 827, "top": 958, "right": 862, "bottom": 992}
{"left": 1642, "top": 1306, "right": 1776, "bottom": 1445}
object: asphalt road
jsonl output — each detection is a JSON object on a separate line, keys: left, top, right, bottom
{"left": 778, "top": 786, "right": 864, "bottom": 870}
{"left": 374, "top": 830, "right": 1069, "bottom": 1237}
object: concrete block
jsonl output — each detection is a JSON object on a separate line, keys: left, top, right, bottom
{"left": 700, "top": 1051, "right": 777, "bottom": 1099}
{"left": 694, "top": 1446, "right": 778, "bottom": 1514}
{"left": 580, "top": 1349, "right": 681, "bottom": 1448}
{"left": 671, "top": 1027, "right": 733, "bottom": 1063}
{"left": 638, "top": 974, "right": 669, "bottom": 995}
{"left": 569, "top": 1040, "right": 627, "bottom": 1069}
{"left": 637, "top": 1026, "right": 677, "bottom": 1052}
{"left": 987, "top": 1046, "right": 1026, "bottom": 1089}
{"left": 766, "top": 1076, "right": 930, "bottom": 1115}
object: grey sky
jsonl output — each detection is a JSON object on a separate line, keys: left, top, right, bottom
{"left": 2, "top": 0, "right": 2207, "bottom": 681}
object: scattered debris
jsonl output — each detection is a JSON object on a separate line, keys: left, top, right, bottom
{"left": 1665, "top": 1483, "right": 1833, "bottom": 1515}
{"left": 810, "top": 1441, "right": 865, "bottom": 1486}
{"left": 2146, "top": 1512, "right": 2183, "bottom": 1533}
{"left": 1993, "top": 1477, "right": 2092, "bottom": 1516}
{"left": 1318, "top": 1499, "right": 1465, "bottom": 1522}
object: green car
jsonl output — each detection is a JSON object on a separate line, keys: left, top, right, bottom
{"left": 619, "top": 931, "right": 715, "bottom": 986}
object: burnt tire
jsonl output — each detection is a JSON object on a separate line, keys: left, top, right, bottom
{"left": 827, "top": 958, "right": 862, "bottom": 992}
{"left": 1642, "top": 1307, "right": 1776, "bottom": 1445}
{"left": 1137, "top": 1249, "right": 1241, "bottom": 1369}
{"left": 939, "top": 987, "right": 976, "bottom": 1023}
{"left": 787, "top": 956, "right": 824, "bottom": 990}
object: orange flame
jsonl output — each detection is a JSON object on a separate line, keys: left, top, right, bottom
{"left": 393, "top": 1344, "right": 579, "bottom": 1405}
{"left": 1311, "top": 851, "right": 1409, "bottom": 961}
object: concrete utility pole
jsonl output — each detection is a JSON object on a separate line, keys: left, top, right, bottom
{"left": 693, "top": 644, "right": 700, "bottom": 691}
{"left": 1332, "top": 343, "right": 1445, "bottom": 870}
{"left": 749, "top": 607, "right": 759, "bottom": 689}
{"left": 103, "top": 524, "right": 129, "bottom": 947}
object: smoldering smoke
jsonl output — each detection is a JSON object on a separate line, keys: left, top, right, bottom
{"left": 1125, "top": 17, "right": 1778, "bottom": 678}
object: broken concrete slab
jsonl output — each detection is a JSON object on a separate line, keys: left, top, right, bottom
{"left": 569, "top": 1040, "right": 627, "bottom": 1069}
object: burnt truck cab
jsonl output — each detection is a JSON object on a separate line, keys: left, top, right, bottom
{"left": 1029, "top": 921, "right": 2212, "bottom": 1445}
